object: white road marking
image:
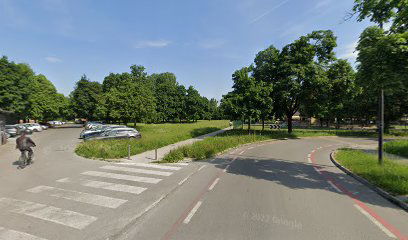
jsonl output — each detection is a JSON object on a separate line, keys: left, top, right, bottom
{"left": 311, "top": 150, "right": 315, "bottom": 153}
{"left": 223, "top": 165, "right": 229, "bottom": 172}
{"left": 57, "top": 178, "right": 146, "bottom": 194}
{"left": 183, "top": 201, "right": 202, "bottom": 224}
{"left": 247, "top": 147, "right": 254, "bottom": 150}
{"left": 27, "top": 186, "right": 127, "bottom": 209}
{"left": 171, "top": 162, "right": 189, "bottom": 166}
{"left": 239, "top": 150, "right": 245, "bottom": 155}
{"left": 82, "top": 171, "right": 162, "bottom": 184}
{"left": 208, "top": 178, "right": 220, "bottom": 191}
{"left": 116, "top": 162, "right": 181, "bottom": 171}
{"left": 198, "top": 165, "right": 206, "bottom": 171}
{"left": 307, "top": 154, "right": 311, "bottom": 158}
{"left": 101, "top": 165, "right": 172, "bottom": 176}
{"left": 0, "top": 198, "right": 97, "bottom": 229}
{"left": 354, "top": 204, "right": 397, "bottom": 239}
{"left": 307, "top": 157, "right": 312, "bottom": 163}
{"left": 327, "top": 180, "right": 342, "bottom": 193}
{"left": 313, "top": 167, "right": 322, "bottom": 174}
{"left": 0, "top": 226, "right": 47, "bottom": 240}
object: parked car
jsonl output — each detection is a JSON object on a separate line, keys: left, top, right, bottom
{"left": 48, "top": 120, "right": 63, "bottom": 126}
{"left": 80, "top": 125, "right": 124, "bottom": 139}
{"left": 40, "top": 125, "right": 49, "bottom": 130}
{"left": 5, "top": 125, "right": 18, "bottom": 137}
{"left": 24, "top": 123, "right": 43, "bottom": 132}
{"left": 15, "top": 124, "right": 33, "bottom": 135}
{"left": 84, "top": 128, "right": 141, "bottom": 141}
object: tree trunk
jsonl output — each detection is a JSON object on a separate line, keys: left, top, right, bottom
{"left": 287, "top": 115, "right": 293, "bottom": 134}
{"left": 134, "top": 119, "right": 137, "bottom": 127}
{"left": 262, "top": 118, "right": 265, "bottom": 131}
{"left": 248, "top": 118, "right": 251, "bottom": 131}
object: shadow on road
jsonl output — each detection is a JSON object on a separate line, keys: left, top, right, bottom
{"left": 210, "top": 154, "right": 402, "bottom": 211}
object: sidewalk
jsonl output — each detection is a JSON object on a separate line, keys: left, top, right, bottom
{"left": 124, "top": 127, "right": 231, "bottom": 163}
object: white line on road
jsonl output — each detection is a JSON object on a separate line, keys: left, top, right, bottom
{"left": 183, "top": 201, "right": 202, "bottom": 224}
{"left": 198, "top": 165, "right": 206, "bottom": 171}
{"left": 115, "top": 162, "right": 181, "bottom": 171}
{"left": 353, "top": 204, "right": 397, "bottom": 239}
{"left": 0, "top": 226, "right": 47, "bottom": 240}
{"left": 0, "top": 198, "right": 97, "bottom": 229}
{"left": 327, "top": 180, "right": 342, "bottom": 193}
{"left": 178, "top": 175, "right": 192, "bottom": 186}
{"left": 27, "top": 186, "right": 127, "bottom": 208}
{"left": 247, "top": 147, "right": 254, "bottom": 150}
{"left": 101, "top": 165, "right": 173, "bottom": 176}
{"left": 208, "top": 178, "right": 220, "bottom": 191}
{"left": 171, "top": 163, "right": 189, "bottom": 166}
{"left": 57, "top": 178, "right": 147, "bottom": 194}
{"left": 239, "top": 150, "right": 245, "bottom": 155}
{"left": 82, "top": 171, "right": 162, "bottom": 184}
{"left": 307, "top": 154, "right": 311, "bottom": 158}
{"left": 313, "top": 167, "right": 322, "bottom": 174}
{"left": 307, "top": 157, "right": 312, "bottom": 163}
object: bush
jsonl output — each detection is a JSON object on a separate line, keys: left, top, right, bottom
{"left": 384, "top": 140, "right": 408, "bottom": 158}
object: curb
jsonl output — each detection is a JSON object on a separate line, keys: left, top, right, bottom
{"left": 330, "top": 151, "right": 408, "bottom": 213}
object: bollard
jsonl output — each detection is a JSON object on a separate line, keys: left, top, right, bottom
{"left": 155, "top": 149, "right": 158, "bottom": 160}
{"left": 128, "top": 144, "right": 131, "bottom": 160}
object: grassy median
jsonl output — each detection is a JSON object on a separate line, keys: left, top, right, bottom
{"left": 75, "top": 120, "right": 229, "bottom": 159}
{"left": 384, "top": 140, "right": 408, "bottom": 158}
{"left": 160, "top": 128, "right": 407, "bottom": 163}
{"left": 336, "top": 149, "right": 408, "bottom": 195}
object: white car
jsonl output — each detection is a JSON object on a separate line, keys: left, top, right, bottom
{"left": 24, "top": 123, "right": 43, "bottom": 132}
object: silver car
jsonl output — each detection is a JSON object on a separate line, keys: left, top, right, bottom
{"left": 84, "top": 128, "right": 141, "bottom": 141}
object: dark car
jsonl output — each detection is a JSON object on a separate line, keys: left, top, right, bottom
{"left": 84, "top": 128, "right": 141, "bottom": 141}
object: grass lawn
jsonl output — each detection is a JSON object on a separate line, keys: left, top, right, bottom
{"left": 384, "top": 140, "right": 408, "bottom": 158}
{"left": 336, "top": 149, "right": 408, "bottom": 195}
{"left": 75, "top": 120, "right": 229, "bottom": 159}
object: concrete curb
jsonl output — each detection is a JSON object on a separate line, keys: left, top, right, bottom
{"left": 330, "top": 151, "right": 408, "bottom": 213}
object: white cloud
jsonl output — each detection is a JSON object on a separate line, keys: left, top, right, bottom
{"left": 198, "top": 39, "right": 226, "bottom": 49}
{"left": 134, "top": 40, "right": 171, "bottom": 49}
{"left": 45, "top": 56, "right": 62, "bottom": 63}
{"left": 338, "top": 41, "right": 358, "bottom": 60}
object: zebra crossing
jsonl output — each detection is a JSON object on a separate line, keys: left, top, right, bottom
{"left": 0, "top": 161, "right": 189, "bottom": 240}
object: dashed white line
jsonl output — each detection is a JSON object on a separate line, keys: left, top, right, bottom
{"left": 178, "top": 175, "right": 191, "bottom": 186}
{"left": 223, "top": 165, "right": 229, "bottom": 172}
{"left": 57, "top": 178, "right": 146, "bottom": 194}
{"left": 26, "top": 186, "right": 127, "bottom": 208}
{"left": 198, "top": 165, "right": 206, "bottom": 171}
{"left": 239, "top": 150, "right": 245, "bottom": 155}
{"left": 0, "top": 226, "right": 47, "bottom": 240}
{"left": 101, "top": 165, "right": 173, "bottom": 176}
{"left": 0, "top": 198, "right": 97, "bottom": 229}
{"left": 82, "top": 171, "right": 162, "bottom": 184}
{"left": 247, "top": 147, "right": 254, "bottom": 150}
{"left": 307, "top": 157, "right": 312, "bottom": 163}
{"left": 307, "top": 154, "right": 311, "bottom": 158}
{"left": 354, "top": 204, "right": 397, "bottom": 239}
{"left": 116, "top": 162, "right": 181, "bottom": 171}
{"left": 313, "top": 167, "right": 322, "bottom": 174}
{"left": 327, "top": 180, "right": 342, "bottom": 193}
{"left": 208, "top": 178, "right": 220, "bottom": 191}
{"left": 183, "top": 201, "right": 202, "bottom": 224}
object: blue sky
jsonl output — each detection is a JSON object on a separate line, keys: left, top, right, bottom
{"left": 0, "top": 0, "right": 371, "bottom": 100}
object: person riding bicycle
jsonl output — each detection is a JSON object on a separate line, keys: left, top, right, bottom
{"left": 16, "top": 132, "right": 36, "bottom": 165}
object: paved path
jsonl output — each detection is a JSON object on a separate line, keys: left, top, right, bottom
{"left": 126, "top": 127, "right": 231, "bottom": 163}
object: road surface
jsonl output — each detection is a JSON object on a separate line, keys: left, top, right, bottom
{"left": 0, "top": 129, "right": 407, "bottom": 240}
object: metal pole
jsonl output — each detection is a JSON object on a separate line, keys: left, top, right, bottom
{"left": 128, "top": 144, "right": 131, "bottom": 160}
{"left": 378, "top": 89, "right": 384, "bottom": 165}
{"left": 155, "top": 149, "right": 158, "bottom": 160}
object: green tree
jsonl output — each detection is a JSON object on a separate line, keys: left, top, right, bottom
{"left": 352, "top": 0, "right": 407, "bottom": 32}
{"left": 254, "top": 30, "right": 337, "bottom": 133}
{"left": 70, "top": 75, "right": 103, "bottom": 120}
{"left": 186, "top": 86, "right": 204, "bottom": 122}
{"left": 150, "top": 73, "right": 179, "bottom": 122}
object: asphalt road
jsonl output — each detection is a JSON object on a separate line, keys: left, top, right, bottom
{"left": 0, "top": 129, "right": 407, "bottom": 240}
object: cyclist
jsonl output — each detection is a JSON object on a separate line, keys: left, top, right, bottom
{"left": 16, "top": 132, "right": 36, "bottom": 165}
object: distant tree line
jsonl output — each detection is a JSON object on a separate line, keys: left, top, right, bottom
{"left": 69, "top": 66, "right": 221, "bottom": 124}
{"left": 0, "top": 56, "right": 71, "bottom": 122}
{"left": 220, "top": 0, "right": 407, "bottom": 133}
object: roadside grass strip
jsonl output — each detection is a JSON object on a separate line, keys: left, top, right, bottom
{"left": 0, "top": 226, "right": 47, "bottom": 240}
{"left": 384, "top": 140, "right": 408, "bottom": 158}
{"left": 75, "top": 120, "right": 229, "bottom": 159}
{"left": 336, "top": 149, "right": 408, "bottom": 196}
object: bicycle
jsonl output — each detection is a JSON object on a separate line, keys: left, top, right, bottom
{"left": 18, "top": 149, "right": 34, "bottom": 168}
